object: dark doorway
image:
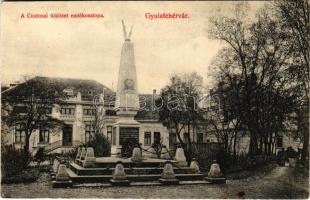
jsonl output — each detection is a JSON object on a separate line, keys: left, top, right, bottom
{"left": 63, "top": 125, "right": 72, "bottom": 146}
{"left": 119, "top": 127, "right": 139, "bottom": 157}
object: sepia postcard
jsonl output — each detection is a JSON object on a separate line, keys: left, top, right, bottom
{"left": 1, "top": 1, "right": 309, "bottom": 199}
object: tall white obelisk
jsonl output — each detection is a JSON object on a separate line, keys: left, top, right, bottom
{"left": 115, "top": 20, "right": 140, "bottom": 116}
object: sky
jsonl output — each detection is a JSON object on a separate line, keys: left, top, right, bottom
{"left": 1, "top": 1, "right": 266, "bottom": 93}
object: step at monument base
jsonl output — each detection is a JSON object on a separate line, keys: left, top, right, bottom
{"left": 70, "top": 162, "right": 197, "bottom": 176}
{"left": 67, "top": 168, "right": 205, "bottom": 183}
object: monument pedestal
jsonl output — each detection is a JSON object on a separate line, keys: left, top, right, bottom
{"left": 111, "top": 115, "right": 141, "bottom": 158}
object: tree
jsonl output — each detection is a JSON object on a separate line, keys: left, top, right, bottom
{"left": 274, "top": 0, "right": 309, "bottom": 161}
{"left": 85, "top": 92, "right": 111, "bottom": 157}
{"left": 157, "top": 72, "right": 204, "bottom": 162}
{"left": 208, "top": 2, "right": 295, "bottom": 155}
{"left": 1, "top": 76, "right": 66, "bottom": 158}
{"left": 207, "top": 81, "right": 244, "bottom": 156}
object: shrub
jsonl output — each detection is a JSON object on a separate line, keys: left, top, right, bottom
{"left": 86, "top": 133, "right": 111, "bottom": 157}
{"left": 217, "top": 151, "right": 277, "bottom": 173}
{"left": 1, "top": 145, "right": 31, "bottom": 178}
{"left": 1, "top": 168, "right": 39, "bottom": 184}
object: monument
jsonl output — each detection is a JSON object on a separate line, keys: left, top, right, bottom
{"left": 111, "top": 20, "right": 141, "bottom": 157}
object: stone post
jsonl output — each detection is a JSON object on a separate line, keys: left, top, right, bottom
{"left": 110, "top": 162, "right": 130, "bottom": 186}
{"left": 83, "top": 147, "right": 96, "bottom": 168}
{"left": 190, "top": 158, "right": 200, "bottom": 173}
{"left": 131, "top": 147, "right": 142, "bottom": 162}
{"left": 51, "top": 159, "right": 60, "bottom": 174}
{"left": 52, "top": 164, "right": 73, "bottom": 188}
{"left": 205, "top": 160, "right": 226, "bottom": 184}
{"left": 159, "top": 162, "right": 179, "bottom": 185}
{"left": 175, "top": 147, "right": 187, "bottom": 167}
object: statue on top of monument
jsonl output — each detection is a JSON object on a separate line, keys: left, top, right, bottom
{"left": 122, "top": 20, "right": 133, "bottom": 41}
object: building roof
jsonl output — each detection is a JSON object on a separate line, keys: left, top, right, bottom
{"left": 2, "top": 76, "right": 114, "bottom": 98}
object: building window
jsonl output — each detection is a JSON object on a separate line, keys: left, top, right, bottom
{"left": 61, "top": 107, "right": 75, "bottom": 115}
{"left": 107, "top": 126, "right": 112, "bottom": 144}
{"left": 144, "top": 132, "right": 151, "bottom": 146}
{"left": 112, "top": 127, "right": 116, "bottom": 145}
{"left": 39, "top": 129, "right": 49, "bottom": 143}
{"left": 154, "top": 132, "right": 161, "bottom": 145}
{"left": 83, "top": 108, "right": 96, "bottom": 116}
{"left": 15, "top": 123, "right": 26, "bottom": 143}
{"left": 85, "top": 125, "right": 95, "bottom": 143}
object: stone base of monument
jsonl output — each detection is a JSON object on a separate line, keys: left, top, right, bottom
{"left": 159, "top": 178, "right": 179, "bottom": 185}
{"left": 64, "top": 157, "right": 208, "bottom": 186}
{"left": 52, "top": 180, "right": 73, "bottom": 188}
{"left": 110, "top": 179, "right": 130, "bottom": 186}
{"left": 204, "top": 177, "right": 226, "bottom": 184}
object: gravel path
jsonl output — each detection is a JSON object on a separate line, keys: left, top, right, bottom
{"left": 1, "top": 166, "right": 308, "bottom": 198}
